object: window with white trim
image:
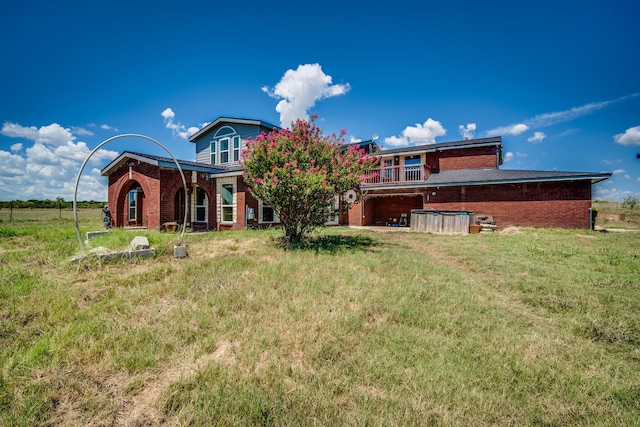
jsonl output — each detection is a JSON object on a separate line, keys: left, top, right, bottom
{"left": 220, "top": 138, "right": 229, "bottom": 164}
{"left": 221, "top": 183, "right": 234, "bottom": 222}
{"left": 210, "top": 127, "right": 241, "bottom": 166}
{"left": 128, "top": 190, "right": 137, "bottom": 221}
{"left": 232, "top": 136, "right": 240, "bottom": 162}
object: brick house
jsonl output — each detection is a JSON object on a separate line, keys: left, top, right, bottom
{"left": 101, "top": 117, "right": 611, "bottom": 231}
{"left": 354, "top": 136, "right": 611, "bottom": 228}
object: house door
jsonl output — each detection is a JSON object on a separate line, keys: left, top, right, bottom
{"left": 382, "top": 159, "right": 395, "bottom": 182}
{"left": 404, "top": 155, "right": 421, "bottom": 181}
{"left": 127, "top": 185, "right": 145, "bottom": 226}
{"left": 174, "top": 188, "right": 186, "bottom": 224}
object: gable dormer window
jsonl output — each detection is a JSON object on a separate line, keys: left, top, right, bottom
{"left": 210, "top": 126, "right": 241, "bottom": 165}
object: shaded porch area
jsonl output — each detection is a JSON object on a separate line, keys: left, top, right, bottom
{"left": 363, "top": 193, "right": 424, "bottom": 227}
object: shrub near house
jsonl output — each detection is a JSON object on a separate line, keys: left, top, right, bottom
{"left": 242, "top": 118, "right": 379, "bottom": 245}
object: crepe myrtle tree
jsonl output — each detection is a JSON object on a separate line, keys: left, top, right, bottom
{"left": 242, "top": 117, "right": 379, "bottom": 246}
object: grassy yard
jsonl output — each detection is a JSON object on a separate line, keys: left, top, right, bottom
{"left": 593, "top": 201, "right": 640, "bottom": 229}
{"left": 0, "top": 218, "right": 639, "bottom": 425}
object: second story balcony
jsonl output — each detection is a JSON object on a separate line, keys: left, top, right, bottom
{"left": 361, "top": 164, "right": 432, "bottom": 186}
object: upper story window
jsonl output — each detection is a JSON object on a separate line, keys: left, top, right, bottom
{"left": 210, "top": 126, "right": 241, "bottom": 165}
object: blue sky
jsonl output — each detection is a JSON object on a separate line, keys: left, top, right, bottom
{"left": 1, "top": 0, "right": 639, "bottom": 201}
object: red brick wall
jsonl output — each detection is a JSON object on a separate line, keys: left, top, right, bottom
{"left": 342, "top": 201, "right": 366, "bottom": 225}
{"left": 440, "top": 154, "right": 497, "bottom": 170}
{"left": 425, "top": 181, "right": 593, "bottom": 228}
{"left": 108, "top": 162, "right": 221, "bottom": 230}
{"left": 438, "top": 147, "right": 499, "bottom": 171}
{"left": 370, "top": 195, "right": 423, "bottom": 226}
{"left": 108, "top": 162, "right": 161, "bottom": 229}
{"left": 343, "top": 199, "right": 377, "bottom": 225}
{"left": 158, "top": 170, "right": 217, "bottom": 230}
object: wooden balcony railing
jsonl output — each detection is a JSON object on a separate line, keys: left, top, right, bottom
{"left": 361, "top": 164, "right": 431, "bottom": 186}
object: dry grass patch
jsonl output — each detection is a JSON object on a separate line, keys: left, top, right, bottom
{"left": 1, "top": 221, "right": 639, "bottom": 425}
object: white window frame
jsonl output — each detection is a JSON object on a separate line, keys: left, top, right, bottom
{"left": 219, "top": 137, "right": 230, "bottom": 164}
{"left": 128, "top": 190, "right": 137, "bottom": 221}
{"left": 210, "top": 140, "right": 216, "bottom": 165}
{"left": 258, "top": 200, "right": 279, "bottom": 224}
{"left": 232, "top": 136, "right": 240, "bottom": 162}
{"left": 210, "top": 127, "right": 241, "bottom": 166}
{"left": 193, "top": 186, "right": 207, "bottom": 223}
{"left": 219, "top": 181, "right": 235, "bottom": 223}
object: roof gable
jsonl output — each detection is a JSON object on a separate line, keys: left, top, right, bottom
{"left": 188, "top": 117, "right": 279, "bottom": 143}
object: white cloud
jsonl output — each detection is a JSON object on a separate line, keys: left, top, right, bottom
{"left": 0, "top": 121, "right": 119, "bottom": 201}
{"left": 384, "top": 118, "right": 446, "bottom": 147}
{"left": 602, "top": 158, "right": 622, "bottom": 165}
{"left": 1, "top": 122, "right": 75, "bottom": 146}
{"left": 263, "top": 63, "right": 350, "bottom": 128}
{"left": 161, "top": 108, "right": 198, "bottom": 139}
{"left": 593, "top": 186, "right": 638, "bottom": 202}
{"left": 612, "top": 169, "right": 625, "bottom": 175}
{"left": 71, "top": 126, "right": 94, "bottom": 136}
{"left": 485, "top": 93, "right": 640, "bottom": 139}
{"left": 516, "top": 152, "right": 528, "bottom": 158}
{"left": 0, "top": 150, "right": 27, "bottom": 177}
{"left": 527, "top": 131, "right": 546, "bottom": 143}
{"left": 2, "top": 122, "right": 39, "bottom": 140}
{"left": 503, "top": 151, "right": 514, "bottom": 162}
{"left": 100, "top": 124, "right": 119, "bottom": 132}
{"left": 613, "top": 126, "right": 640, "bottom": 146}
{"left": 35, "top": 123, "right": 76, "bottom": 146}
{"left": 524, "top": 94, "right": 638, "bottom": 129}
{"left": 458, "top": 123, "right": 476, "bottom": 140}
{"left": 486, "top": 123, "right": 529, "bottom": 137}
{"left": 161, "top": 108, "right": 175, "bottom": 120}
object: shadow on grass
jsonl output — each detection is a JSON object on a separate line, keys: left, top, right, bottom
{"left": 276, "top": 233, "right": 380, "bottom": 253}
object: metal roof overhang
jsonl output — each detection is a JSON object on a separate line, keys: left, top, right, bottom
{"left": 361, "top": 172, "right": 612, "bottom": 190}
{"left": 101, "top": 152, "right": 223, "bottom": 176}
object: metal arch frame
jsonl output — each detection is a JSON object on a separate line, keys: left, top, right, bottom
{"left": 73, "top": 133, "right": 189, "bottom": 255}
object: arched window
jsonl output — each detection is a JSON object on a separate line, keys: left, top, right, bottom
{"left": 210, "top": 126, "right": 240, "bottom": 165}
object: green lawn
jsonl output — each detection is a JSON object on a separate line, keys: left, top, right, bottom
{"left": 1, "top": 219, "right": 639, "bottom": 425}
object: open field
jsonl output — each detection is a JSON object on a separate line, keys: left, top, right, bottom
{"left": 0, "top": 208, "right": 103, "bottom": 223}
{"left": 593, "top": 201, "right": 640, "bottom": 229}
{"left": 1, "top": 217, "right": 639, "bottom": 425}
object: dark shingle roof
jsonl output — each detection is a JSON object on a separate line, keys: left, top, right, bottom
{"left": 101, "top": 151, "right": 228, "bottom": 176}
{"left": 379, "top": 136, "right": 502, "bottom": 156}
{"left": 425, "top": 168, "right": 611, "bottom": 186}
